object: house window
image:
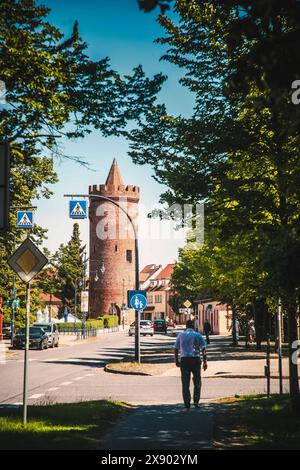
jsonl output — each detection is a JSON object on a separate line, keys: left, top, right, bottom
{"left": 126, "top": 250, "right": 132, "bottom": 263}
{"left": 155, "top": 295, "right": 162, "bottom": 303}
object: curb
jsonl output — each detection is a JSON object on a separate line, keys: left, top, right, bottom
{"left": 104, "top": 365, "right": 150, "bottom": 376}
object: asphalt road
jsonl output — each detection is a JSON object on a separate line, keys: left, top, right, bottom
{"left": 0, "top": 331, "right": 290, "bottom": 407}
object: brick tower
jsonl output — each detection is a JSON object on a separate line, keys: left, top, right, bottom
{"left": 88, "top": 159, "right": 140, "bottom": 319}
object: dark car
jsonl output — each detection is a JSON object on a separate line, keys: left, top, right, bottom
{"left": 13, "top": 327, "right": 49, "bottom": 350}
{"left": 3, "top": 322, "right": 12, "bottom": 339}
{"left": 153, "top": 319, "right": 167, "bottom": 334}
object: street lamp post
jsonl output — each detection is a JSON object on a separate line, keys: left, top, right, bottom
{"left": 64, "top": 193, "right": 140, "bottom": 361}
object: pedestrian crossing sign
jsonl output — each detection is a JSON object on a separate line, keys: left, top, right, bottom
{"left": 17, "top": 211, "right": 33, "bottom": 228}
{"left": 69, "top": 200, "right": 87, "bottom": 219}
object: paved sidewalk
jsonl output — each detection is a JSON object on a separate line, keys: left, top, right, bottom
{"left": 162, "top": 336, "right": 290, "bottom": 379}
{"left": 99, "top": 403, "right": 215, "bottom": 450}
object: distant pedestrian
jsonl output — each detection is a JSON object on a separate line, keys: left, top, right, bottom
{"left": 248, "top": 319, "right": 255, "bottom": 344}
{"left": 203, "top": 320, "right": 212, "bottom": 344}
{"left": 174, "top": 320, "right": 207, "bottom": 409}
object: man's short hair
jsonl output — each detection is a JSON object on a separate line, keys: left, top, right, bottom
{"left": 186, "top": 319, "right": 195, "bottom": 329}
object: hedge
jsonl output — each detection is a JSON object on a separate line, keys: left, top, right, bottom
{"left": 57, "top": 315, "right": 119, "bottom": 333}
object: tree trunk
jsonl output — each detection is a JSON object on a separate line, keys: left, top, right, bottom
{"left": 253, "top": 298, "right": 265, "bottom": 350}
{"left": 232, "top": 306, "right": 238, "bottom": 347}
{"left": 287, "top": 304, "right": 300, "bottom": 415}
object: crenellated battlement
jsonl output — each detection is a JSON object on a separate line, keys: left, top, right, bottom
{"left": 88, "top": 183, "right": 140, "bottom": 200}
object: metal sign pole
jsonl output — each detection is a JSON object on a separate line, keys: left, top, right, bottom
{"left": 135, "top": 310, "right": 141, "bottom": 364}
{"left": 23, "top": 282, "right": 30, "bottom": 425}
{"left": 278, "top": 299, "right": 283, "bottom": 394}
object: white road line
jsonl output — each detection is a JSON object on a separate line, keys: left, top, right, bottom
{"left": 45, "top": 387, "right": 59, "bottom": 392}
{"left": 85, "top": 373, "right": 96, "bottom": 377}
{"left": 59, "top": 381, "right": 72, "bottom": 386}
{"left": 13, "top": 402, "right": 22, "bottom": 406}
{"left": 73, "top": 377, "right": 84, "bottom": 381}
{"left": 28, "top": 393, "right": 44, "bottom": 399}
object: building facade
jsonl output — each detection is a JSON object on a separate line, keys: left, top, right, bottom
{"left": 195, "top": 298, "right": 231, "bottom": 335}
{"left": 88, "top": 159, "right": 139, "bottom": 322}
{"left": 141, "top": 263, "right": 177, "bottom": 322}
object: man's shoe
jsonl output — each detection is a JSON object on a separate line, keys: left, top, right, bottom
{"left": 194, "top": 403, "right": 200, "bottom": 408}
{"left": 184, "top": 403, "right": 191, "bottom": 409}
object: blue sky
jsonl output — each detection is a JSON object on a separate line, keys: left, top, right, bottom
{"left": 35, "top": 0, "right": 194, "bottom": 267}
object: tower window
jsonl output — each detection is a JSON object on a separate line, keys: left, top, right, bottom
{"left": 115, "top": 244, "right": 118, "bottom": 252}
{"left": 126, "top": 249, "right": 132, "bottom": 263}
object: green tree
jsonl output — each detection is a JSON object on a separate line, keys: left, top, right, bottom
{"left": 0, "top": 0, "right": 164, "bottom": 317}
{"left": 122, "top": 1, "right": 300, "bottom": 411}
{"left": 54, "top": 223, "right": 85, "bottom": 316}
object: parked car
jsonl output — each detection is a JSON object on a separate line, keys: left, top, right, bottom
{"left": 3, "top": 322, "right": 12, "bottom": 339}
{"left": 33, "top": 322, "right": 59, "bottom": 348}
{"left": 13, "top": 327, "right": 49, "bottom": 350}
{"left": 153, "top": 319, "right": 167, "bottom": 334}
{"left": 129, "top": 320, "right": 154, "bottom": 337}
{"left": 167, "top": 320, "right": 176, "bottom": 328}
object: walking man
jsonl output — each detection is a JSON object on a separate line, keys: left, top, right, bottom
{"left": 174, "top": 319, "right": 208, "bottom": 409}
{"left": 203, "top": 319, "right": 212, "bottom": 344}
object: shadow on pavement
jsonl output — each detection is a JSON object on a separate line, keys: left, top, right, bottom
{"left": 99, "top": 402, "right": 222, "bottom": 450}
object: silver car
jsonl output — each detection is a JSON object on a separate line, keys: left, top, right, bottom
{"left": 33, "top": 322, "right": 59, "bottom": 348}
{"left": 129, "top": 320, "right": 154, "bottom": 337}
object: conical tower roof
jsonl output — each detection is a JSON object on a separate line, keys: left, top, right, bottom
{"left": 105, "top": 158, "right": 124, "bottom": 187}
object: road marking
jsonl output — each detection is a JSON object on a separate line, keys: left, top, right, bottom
{"left": 85, "top": 373, "right": 96, "bottom": 377}
{"left": 74, "top": 377, "right": 84, "bottom": 381}
{"left": 59, "top": 381, "right": 72, "bottom": 386}
{"left": 46, "top": 387, "right": 59, "bottom": 392}
{"left": 28, "top": 393, "right": 44, "bottom": 399}
{"left": 13, "top": 402, "right": 22, "bottom": 406}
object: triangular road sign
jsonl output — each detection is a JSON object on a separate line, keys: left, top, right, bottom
{"left": 19, "top": 213, "right": 31, "bottom": 225}
{"left": 17, "top": 211, "right": 33, "bottom": 228}
{"left": 69, "top": 200, "right": 87, "bottom": 219}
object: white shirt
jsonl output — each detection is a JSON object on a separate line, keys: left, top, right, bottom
{"left": 175, "top": 329, "right": 207, "bottom": 358}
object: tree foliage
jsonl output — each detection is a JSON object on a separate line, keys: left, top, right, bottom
{"left": 122, "top": 0, "right": 300, "bottom": 410}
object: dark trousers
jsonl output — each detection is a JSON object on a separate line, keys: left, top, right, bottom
{"left": 180, "top": 357, "right": 201, "bottom": 406}
{"left": 204, "top": 333, "right": 210, "bottom": 344}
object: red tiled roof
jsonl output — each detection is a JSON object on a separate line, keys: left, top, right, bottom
{"left": 140, "top": 264, "right": 159, "bottom": 273}
{"left": 139, "top": 264, "right": 162, "bottom": 282}
{"left": 39, "top": 293, "right": 62, "bottom": 304}
{"left": 155, "top": 263, "right": 176, "bottom": 280}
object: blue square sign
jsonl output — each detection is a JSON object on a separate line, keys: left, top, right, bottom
{"left": 17, "top": 211, "right": 33, "bottom": 228}
{"left": 69, "top": 200, "right": 87, "bottom": 219}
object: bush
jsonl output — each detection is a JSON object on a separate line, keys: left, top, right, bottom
{"left": 57, "top": 316, "right": 118, "bottom": 333}
{"left": 99, "top": 315, "right": 119, "bottom": 329}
